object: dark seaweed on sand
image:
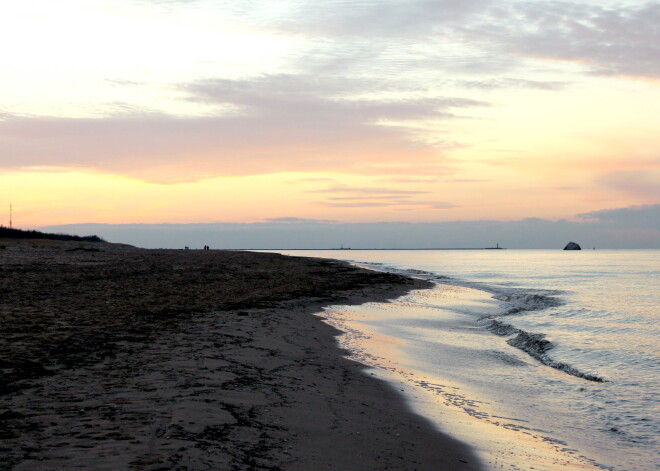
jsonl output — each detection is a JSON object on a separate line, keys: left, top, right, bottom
{"left": 0, "top": 250, "right": 414, "bottom": 395}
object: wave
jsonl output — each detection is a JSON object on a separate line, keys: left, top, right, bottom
{"left": 358, "top": 263, "right": 450, "bottom": 282}
{"left": 357, "top": 261, "right": 606, "bottom": 383}
{"left": 483, "top": 320, "right": 605, "bottom": 382}
{"left": 492, "top": 292, "right": 562, "bottom": 314}
{"left": 475, "top": 289, "right": 605, "bottom": 382}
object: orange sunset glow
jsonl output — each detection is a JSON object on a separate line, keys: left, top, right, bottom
{"left": 0, "top": 0, "right": 658, "bottom": 237}
{"left": 2, "top": 4, "right": 660, "bottom": 470}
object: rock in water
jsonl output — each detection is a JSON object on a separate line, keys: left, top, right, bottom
{"left": 564, "top": 242, "right": 582, "bottom": 250}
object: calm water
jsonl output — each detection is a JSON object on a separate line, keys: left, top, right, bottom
{"left": 272, "top": 250, "right": 659, "bottom": 471}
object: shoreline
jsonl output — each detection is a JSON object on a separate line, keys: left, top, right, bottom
{"left": 303, "top": 252, "right": 625, "bottom": 471}
{"left": 1, "top": 242, "right": 481, "bottom": 470}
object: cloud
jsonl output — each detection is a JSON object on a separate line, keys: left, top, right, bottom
{"left": 264, "top": 217, "right": 338, "bottom": 224}
{"left": 427, "top": 201, "right": 457, "bottom": 209}
{"left": 2, "top": 0, "right": 656, "bottom": 188}
{"left": 186, "top": 75, "right": 488, "bottom": 120}
{"left": 380, "top": 177, "right": 439, "bottom": 183}
{"left": 277, "top": 0, "right": 491, "bottom": 38}
{"left": 303, "top": 184, "right": 456, "bottom": 209}
{"left": 288, "top": 178, "right": 337, "bottom": 183}
{"left": 444, "top": 178, "right": 489, "bottom": 183}
{"left": 307, "top": 185, "right": 430, "bottom": 196}
{"left": 327, "top": 196, "right": 416, "bottom": 201}
{"left": 0, "top": 114, "right": 437, "bottom": 182}
{"left": 457, "top": 78, "right": 570, "bottom": 90}
{"left": 598, "top": 168, "right": 660, "bottom": 199}
{"left": 0, "top": 74, "right": 487, "bottom": 182}
{"left": 578, "top": 204, "right": 660, "bottom": 230}
{"left": 306, "top": 184, "right": 450, "bottom": 209}
{"left": 41, "top": 204, "right": 660, "bottom": 249}
{"left": 316, "top": 199, "right": 455, "bottom": 209}
{"left": 277, "top": 0, "right": 660, "bottom": 80}
{"left": 319, "top": 202, "right": 397, "bottom": 208}
{"left": 472, "top": 2, "right": 660, "bottom": 79}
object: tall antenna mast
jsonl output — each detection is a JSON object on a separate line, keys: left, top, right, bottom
{"left": 9, "top": 202, "right": 12, "bottom": 228}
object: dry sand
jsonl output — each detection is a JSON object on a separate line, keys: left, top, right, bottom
{"left": 0, "top": 241, "right": 481, "bottom": 470}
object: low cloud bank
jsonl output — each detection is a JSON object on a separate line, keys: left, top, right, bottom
{"left": 41, "top": 205, "right": 660, "bottom": 250}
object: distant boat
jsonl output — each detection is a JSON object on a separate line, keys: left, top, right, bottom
{"left": 485, "top": 243, "right": 505, "bottom": 249}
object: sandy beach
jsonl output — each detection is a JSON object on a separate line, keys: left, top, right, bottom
{"left": 0, "top": 240, "right": 481, "bottom": 470}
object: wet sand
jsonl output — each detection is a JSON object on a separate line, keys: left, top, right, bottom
{"left": 0, "top": 240, "right": 481, "bottom": 470}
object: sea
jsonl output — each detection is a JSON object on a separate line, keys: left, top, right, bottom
{"left": 270, "top": 249, "right": 659, "bottom": 471}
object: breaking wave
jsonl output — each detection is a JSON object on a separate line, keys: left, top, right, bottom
{"left": 482, "top": 320, "right": 605, "bottom": 382}
{"left": 357, "top": 261, "right": 606, "bottom": 382}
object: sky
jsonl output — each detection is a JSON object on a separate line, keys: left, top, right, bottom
{"left": 1, "top": 0, "right": 659, "bottom": 239}
{"left": 42, "top": 204, "right": 660, "bottom": 249}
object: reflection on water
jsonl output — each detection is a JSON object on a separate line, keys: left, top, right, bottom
{"left": 273, "top": 249, "right": 659, "bottom": 471}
